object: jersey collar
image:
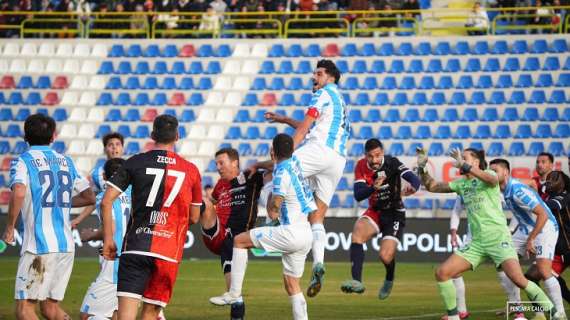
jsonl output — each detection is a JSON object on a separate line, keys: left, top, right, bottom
{"left": 29, "top": 145, "right": 52, "bottom": 151}
{"left": 275, "top": 158, "right": 292, "bottom": 170}
{"left": 324, "top": 83, "right": 337, "bottom": 90}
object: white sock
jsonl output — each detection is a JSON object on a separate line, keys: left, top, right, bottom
{"left": 544, "top": 276, "right": 565, "bottom": 315}
{"left": 290, "top": 292, "right": 308, "bottom": 320}
{"left": 87, "top": 316, "right": 109, "bottom": 320}
{"left": 452, "top": 277, "right": 467, "bottom": 313}
{"left": 311, "top": 223, "right": 326, "bottom": 267}
{"left": 229, "top": 248, "right": 248, "bottom": 297}
{"left": 497, "top": 271, "right": 521, "bottom": 303}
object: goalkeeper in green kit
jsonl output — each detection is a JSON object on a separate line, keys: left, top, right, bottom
{"left": 416, "top": 147, "right": 557, "bottom": 320}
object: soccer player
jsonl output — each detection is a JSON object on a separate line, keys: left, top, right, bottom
{"left": 202, "top": 148, "right": 264, "bottom": 304}
{"left": 257, "top": 59, "right": 349, "bottom": 297}
{"left": 2, "top": 113, "right": 95, "bottom": 320}
{"left": 490, "top": 158, "right": 566, "bottom": 319}
{"left": 80, "top": 158, "right": 130, "bottom": 320}
{"left": 545, "top": 170, "right": 570, "bottom": 304}
{"left": 101, "top": 114, "right": 202, "bottom": 320}
{"left": 210, "top": 133, "right": 315, "bottom": 320}
{"left": 533, "top": 152, "right": 555, "bottom": 200}
{"left": 71, "top": 132, "right": 124, "bottom": 229}
{"left": 416, "top": 147, "right": 556, "bottom": 320}
{"left": 340, "top": 138, "right": 420, "bottom": 298}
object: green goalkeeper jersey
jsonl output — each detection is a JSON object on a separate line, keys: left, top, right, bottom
{"left": 448, "top": 170, "right": 510, "bottom": 243}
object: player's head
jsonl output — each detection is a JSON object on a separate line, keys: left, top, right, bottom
{"left": 151, "top": 114, "right": 179, "bottom": 145}
{"left": 24, "top": 113, "right": 56, "bottom": 146}
{"left": 536, "top": 152, "right": 554, "bottom": 177}
{"left": 215, "top": 148, "right": 240, "bottom": 181}
{"left": 102, "top": 132, "right": 124, "bottom": 159}
{"left": 463, "top": 148, "right": 487, "bottom": 171}
{"left": 312, "top": 59, "right": 341, "bottom": 92}
{"left": 271, "top": 133, "right": 294, "bottom": 161}
{"left": 364, "top": 138, "right": 384, "bottom": 170}
{"left": 103, "top": 158, "right": 126, "bottom": 180}
{"left": 546, "top": 170, "right": 570, "bottom": 195}
{"left": 489, "top": 158, "right": 510, "bottom": 185}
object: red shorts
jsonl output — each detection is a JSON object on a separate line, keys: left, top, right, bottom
{"left": 361, "top": 208, "right": 406, "bottom": 242}
{"left": 117, "top": 253, "right": 180, "bottom": 307}
{"left": 202, "top": 217, "right": 227, "bottom": 255}
{"left": 552, "top": 255, "right": 568, "bottom": 276}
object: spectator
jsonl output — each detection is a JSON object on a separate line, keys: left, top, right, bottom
{"left": 466, "top": 2, "right": 489, "bottom": 35}
{"left": 124, "top": 0, "right": 143, "bottom": 11}
{"left": 91, "top": 3, "right": 111, "bottom": 38}
{"left": 210, "top": 0, "right": 227, "bottom": 15}
{"left": 130, "top": 3, "right": 147, "bottom": 37}
{"left": 402, "top": 0, "right": 420, "bottom": 19}
{"left": 377, "top": 4, "right": 397, "bottom": 36}
{"left": 199, "top": 5, "right": 220, "bottom": 37}
{"left": 244, "top": 0, "right": 259, "bottom": 11}
{"left": 552, "top": 0, "right": 566, "bottom": 33}
{"left": 533, "top": 0, "right": 553, "bottom": 33}
{"left": 297, "top": 0, "right": 313, "bottom": 11}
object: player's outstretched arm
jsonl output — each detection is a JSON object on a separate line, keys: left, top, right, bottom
{"left": 101, "top": 187, "right": 120, "bottom": 260}
{"left": 2, "top": 183, "right": 26, "bottom": 245}
{"left": 466, "top": 166, "right": 498, "bottom": 186}
{"left": 525, "top": 204, "right": 549, "bottom": 256}
{"left": 416, "top": 147, "right": 453, "bottom": 193}
{"left": 265, "top": 111, "right": 301, "bottom": 129}
{"left": 80, "top": 228, "right": 104, "bottom": 242}
{"left": 71, "top": 188, "right": 96, "bottom": 208}
{"left": 71, "top": 204, "right": 96, "bottom": 229}
{"left": 267, "top": 193, "right": 284, "bottom": 221}
{"left": 292, "top": 115, "right": 316, "bottom": 149}
{"left": 449, "top": 148, "right": 498, "bottom": 186}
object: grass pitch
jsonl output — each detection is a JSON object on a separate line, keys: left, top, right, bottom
{"left": 0, "top": 258, "right": 535, "bottom": 319}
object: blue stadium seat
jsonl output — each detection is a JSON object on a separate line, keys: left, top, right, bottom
{"left": 150, "top": 61, "right": 167, "bottom": 74}
{"left": 194, "top": 77, "right": 211, "bottom": 90}
{"left": 342, "top": 77, "right": 359, "bottom": 90}
{"left": 507, "top": 91, "right": 525, "bottom": 104}
{"left": 127, "top": 44, "right": 142, "bottom": 57}
{"left": 143, "top": 76, "right": 159, "bottom": 90}
{"left": 474, "top": 125, "right": 491, "bottom": 139}
{"left": 365, "top": 109, "right": 381, "bottom": 122}
{"left": 115, "top": 92, "right": 131, "bottom": 106}
{"left": 359, "top": 43, "right": 376, "bottom": 56}
{"left": 351, "top": 60, "right": 367, "bottom": 73}
{"left": 174, "top": 77, "right": 192, "bottom": 90}
{"left": 521, "top": 107, "right": 539, "bottom": 122}
{"left": 426, "top": 59, "right": 442, "bottom": 73}
{"left": 304, "top": 44, "right": 320, "bottom": 57}
{"left": 384, "top": 109, "right": 400, "bottom": 122}
{"left": 134, "top": 93, "right": 150, "bottom": 106}
{"left": 419, "top": 76, "right": 435, "bottom": 89}
{"left": 479, "top": 108, "right": 498, "bottom": 122}
{"left": 259, "top": 61, "right": 275, "bottom": 74}
{"left": 397, "top": 42, "right": 413, "bottom": 56}
{"left": 123, "top": 109, "right": 140, "bottom": 122}
{"left": 433, "top": 125, "right": 451, "bottom": 139}
{"left": 150, "top": 93, "right": 166, "bottom": 106}
{"left": 298, "top": 93, "right": 311, "bottom": 106}
{"left": 329, "top": 195, "right": 340, "bottom": 209}
{"left": 344, "top": 160, "right": 355, "bottom": 174}
{"left": 348, "top": 143, "right": 364, "bottom": 157}
{"left": 357, "top": 126, "right": 373, "bottom": 139}
{"left": 285, "top": 77, "right": 302, "bottom": 90}
{"left": 504, "top": 57, "right": 520, "bottom": 71}
{"left": 36, "top": 76, "right": 51, "bottom": 89}
{"left": 0, "top": 141, "right": 9, "bottom": 155}
{"left": 372, "top": 93, "right": 389, "bottom": 106}
{"left": 415, "top": 125, "right": 431, "bottom": 139}
{"left": 206, "top": 61, "right": 221, "bottom": 74}
{"left": 286, "top": 44, "right": 303, "bottom": 57}
{"left": 422, "top": 108, "right": 438, "bottom": 122}
{"left": 440, "top": 199, "right": 456, "bottom": 210}
{"left": 487, "top": 142, "right": 504, "bottom": 156}
{"left": 124, "top": 142, "right": 140, "bottom": 156}
{"left": 444, "top": 59, "right": 460, "bottom": 72}
{"left": 133, "top": 125, "right": 150, "bottom": 139}
{"left": 407, "top": 60, "right": 423, "bottom": 73}
{"left": 407, "top": 143, "right": 423, "bottom": 156}
{"left": 527, "top": 142, "right": 545, "bottom": 156}
{"left": 531, "top": 39, "right": 548, "bottom": 54}
{"left": 483, "top": 58, "right": 500, "bottom": 72}
{"left": 197, "top": 44, "right": 214, "bottom": 57}
{"left": 51, "top": 141, "right": 65, "bottom": 154}
{"left": 117, "top": 124, "right": 131, "bottom": 138}
{"left": 52, "top": 108, "right": 67, "bottom": 121}
{"left": 404, "top": 198, "right": 420, "bottom": 209}
{"left": 159, "top": 77, "right": 176, "bottom": 90}
{"left": 263, "top": 126, "right": 278, "bottom": 140}
{"left": 549, "top": 90, "right": 567, "bottom": 104}
{"left": 98, "top": 61, "right": 114, "bottom": 74}
{"left": 254, "top": 143, "right": 270, "bottom": 156}
{"left": 469, "top": 92, "right": 486, "bottom": 105}
{"left": 184, "top": 61, "right": 201, "bottom": 74}
{"left": 168, "top": 61, "right": 184, "bottom": 75}
{"left": 342, "top": 93, "right": 351, "bottom": 105}
{"left": 511, "top": 40, "right": 528, "bottom": 54}
{"left": 124, "top": 77, "right": 141, "bottom": 90}
{"left": 476, "top": 75, "right": 493, "bottom": 89}
{"left": 216, "top": 44, "right": 231, "bottom": 57}
{"left": 523, "top": 57, "right": 540, "bottom": 71}
{"left": 341, "top": 43, "right": 357, "bottom": 57}
{"left": 457, "top": 75, "right": 473, "bottom": 89}
{"left": 378, "top": 43, "right": 394, "bottom": 56}
{"left": 461, "top": 108, "right": 478, "bottom": 122}
{"left": 5, "top": 124, "right": 22, "bottom": 137}
{"left": 234, "top": 110, "right": 249, "bottom": 123}
{"left": 536, "top": 74, "right": 553, "bottom": 87}
{"left": 354, "top": 93, "right": 370, "bottom": 106}
{"left": 535, "top": 124, "right": 552, "bottom": 138}
{"left": 378, "top": 126, "right": 393, "bottom": 140}
{"left": 25, "top": 92, "right": 41, "bottom": 105}
{"left": 143, "top": 44, "right": 160, "bottom": 57}
{"left": 514, "top": 124, "right": 532, "bottom": 139}
{"left": 491, "top": 40, "right": 508, "bottom": 54}
{"left": 244, "top": 127, "right": 260, "bottom": 140}
{"left": 291, "top": 109, "right": 305, "bottom": 122}
{"left": 437, "top": 76, "right": 453, "bottom": 89}
{"left": 361, "top": 77, "right": 378, "bottom": 90}
{"left": 341, "top": 195, "right": 355, "bottom": 209}
{"left": 370, "top": 60, "right": 385, "bottom": 73}
{"left": 0, "top": 108, "right": 12, "bottom": 121}
{"left": 415, "top": 42, "right": 431, "bottom": 55}
{"left": 117, "top": 61, "right": 132, "bottom": 74}
{"left": 103, "top": 109, "right": 120, "bottom": 122}
{"left": 225, "top": 126, "right": 242, "bottom": 139}
{"left": 15, "top": 109, "right": 31, "bottom": 122}
{"left": 543, "top": 57, "right": 560, "bottom": 71}
{"left": 548, "top": 142, "right": 565, "bottom": 156}
{"left": 380, "top": 76, "right": 397, "bottom": 90}
{"left": 388, "top": 60, "right": 404, "bottom": 73}
{"left": 269, "top": 44, "right": 285, "bottom": 57}
{"left": 453, "top": 41, "right": 470, "bottom": 55}
{"left": 429, "top": 92, "right": 446, "bottom": 105}
{"left": 95, "top": 92, "right": 112, "bottom": 106}
{"left": 276, "top": 61, "right": 293, "bottom": 74}
{"left": 7, "top": 92, "right": 23, "bottom": 105}
{"left": 487, "top": 91, "right": 505, "bottom": 105}
{"left": 160, "top": 44, "right": 177, "bottom": 57}
{"left": 402, "top": 108, "right": 420, "bottom": 122}
{"left": 434, "top": 41, "right": 451, "bottom": 55}
{"left": 411, "top": 92, "right": 427, "bottom": 105}
{"left": 241, "top": 93, "right": 258, "bottom": 107}
{"left": 449, "top": 92, "right": 466, "bottom": 105}
{"left": 16, "top": 76, "right": 33, "bottom": 89}
{"left": 388, "top": 143, "right": 404, "bottom": 156}
{"left": 542, "top": 108, "right": 559, "bottom": 122}
{"left": 428, "top": 142, "right": 444, "bottom": 156}
{"left": 472, "top": 41, "right": 488, "bottom": 55}
{"left": 348, "top": 109, "right": 363, "bottom": 123}
{"left": 106, "top": 77, "right": 122, "bottom": 89}
{"left": 454, "top": 125, "right": 471, "bottom": 139}
{"left": 556, "top": 74, "right": 570, "bottom": 87}
{"left": 556, "top": 124, "right": 570, "bottom": 138}
{"left": 529, "top": 90, "right": 546, "bottom": 104}
{"left": 496, "top": 75, "right": 513, "bottom": 88}
{"left": 551, "top": 39, "right": 568, "bottom": 53}
{"left": 399, "top": 76, "right": 416, "bottom": 89}
{"left": 465, "top": 58, "right": 481, "bottom": 72}
{"left": 206, "top": 160, "right": 217, "bottom": 173}
{"left": 296, "top": 60, "right": 312, "bottom": 74}
{"left": 109, "top": 44, "right": 125, "bottom": 57}
{"left": 447, "top": 142, "right": 463, "bottom": 153}
{"left": 178, "top": 109, "right": 195, "bottom": 123}
{"left": 500, "top": 108, "right": 518, "bottom": 122}
{"left": 163, "top": 109, "right": 177, "bottom": 118}
{"left": 278, "top": 93, "right": 295, "bottom": 106}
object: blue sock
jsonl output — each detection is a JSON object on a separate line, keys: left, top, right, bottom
{"left": 350, "top": 243, "right": 364, "bottom": 282}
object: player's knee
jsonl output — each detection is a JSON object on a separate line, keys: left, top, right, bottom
{"left": 435, "top": 266, "right": 449, "bottom": 281}
{"left": 15, "top": 302, "right": 31, "bottom": 320}
{"left": 80, "top": 312, "right": 91, "bottom": 320}
{"left": 39, "top": 302, "right": 55, "bottom": 319}
{"left": 379, "top": 249, "right": 394, "bottom": 264}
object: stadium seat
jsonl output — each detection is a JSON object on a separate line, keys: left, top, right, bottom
{"left": 461, "top": 108, "right": 478, "bottom": 122}
{"left": 535, "top": 124, "right": 553, "bottom": 139}
{"left": 469, "top": 92, "right": 486, "bottom": 105}
{"left": 187, "top": 61, "right": 203, "bottom": 74}
{"left": 402, "top": 108, "right": 420, "bottom": 122}
{"left": 124, "top": 77, "right": 140, "bottom": 90}
{"left": 197, "top": 44, "right": 214, "bottom": 57}
{"left": 548, "top": 142, "right": 565, "bottom": 156}
{"left": 527, "top": 142, "right": 545, "bottom": 156}
{"left": 407, "top": 60, "right": 423, "bottom": 73}
{"left": 487, "top": 142, "right": 504, "bottom": 156}
{"left": 531, "top": 39, "right": 548, "bottom": 54}
{"left": 356, "top": 43, "right": 374, "bottom": 56}
{"left": 348, "top": 144, "right": 364, "bottom": 157}
{"left": 479, "top": 108, "right": 498, "bottom": 122}
{"left": 356, "top": 126, "right": 373, "bottom": 139}
{"left": 472, "top": 41, "right": 488, "bottom": 55}
{"left": 341, "top": 43, "right": 358, "bottom": 57}
{"left": 160, "top": 77, "right": 176, "bottom": 90}
{"left": 523, "top": 57, "right": 540, "bottom": 71}
{"left": 415, "top": 125, "right": 431, "bottom": 139}
{"left": 508, "top": 91, "right": 525, "bottom": 104}
{"left": 351, "top": 60, "right": 367, "bottom": 74}
{"left": 109, "top": 44, "right": 125, "bottom": 57}
{"left": 322, "top": 43, "right": 339, "bottom": 57}
{"left": 377, "top": 126, "right": 392, "bottom": 140}
{"left": 417, "top": 76, "right": 434, "bottom": 90}
{"left": 454, "top": 125, "right": 472, "bottom": 139}
{"left": 457, "top": 75, "right": 473, "bottom": 89}
{"left": 15, "top": 109, "right": 31, "bottom": 122}
{"left": 388, "top": 143, "right": 404, "bottom": 156}
{"left": 384, "top": 109, "right": 400, "bottom": 122}
{"left": 529, "top": 90, "right": 546, "bottom": 104}
{"left": 543, "top": 57, "right": 560, "bottom": 71}
{"left": 556, "top": 73, "right": 570, "bottom": 87}
{"left": 17, "top": 75, "right": 34, "bottom": 89}
{"left": 217, "top": 44, "right": 231, "bottom": 57}
{"left": 452, "top": 41, "right": 469, "bottom": 55}
{"left": 437, "top": 76, "right": 453, "bottom": 89}
{"left": 395, "top": 126, "right": 412, "bottom": 140}
{"left": 399, "top": 76, "right": 416, "bottom": 90}
{"left": 426, "top": 59, "right": 442, "bottom": 73}
{"left": 169, "top": 61, "right": 185, "bottom": 75}
{"left": 511, "top": 40, "right": 528, "bottom": 54}
{"left": 149, "top": 92, "right": 166, "bottom": 106}
{"left": 502, "top": 108, "right": 519, "bottom": 121}
{"left": 117, "top": 61, "right": 133, "bottom": 74}
{"left": 449, "top": 92, "right": 466, "bottom": 105}
{"left": 496, "top": 75, "right": 513, "bottom": 88}
{"left": 126, "top": 44, "right": 142, "bottom": 57}
{"left": 391, "top": 93, "right": 408, "bottom": 106}
{"left": 551, "top": 39, "right": 568, "bottom": 53}
{"left": 168, "top": 93, "right": 186, "bottom": 106}
{"left": 474, "top": 125, "right": 492, "bottom": 139}
{"left": 6, "top": 124, "right": 22, "bottom": 137}
{"left": 434, "top": 41, "right": 451, "bottom": 55}
{"left": 488, "top": 91, "right": 505, "bottom": 105}
{"left": 491, "top": 40, "right": 508, "bottom": 54}
{"left": 411, "top": 92, "right": 427, "bottom": 105}
{"left": 414, "top": 42, "right": 431, "bottom": 56}
{"left": 335, "top": 60, "right": 349, "bottom": 74}
{"left": 0, "top": 75, "right": 16, "bottom": 89}
{"left": 406, "top": 143, "right": 423, "bottom": 156}
{"left": 378, "top": 43, "right": 394, "bottom": 56}
{"left": 254, "top": 143, "right": 270, "bottom": 156}
{"left": 380, "top": 76, "right": 397, "bottom": 90}
{"left": 179, "top": 109, "right": 195, "bottom": 123}
{"left": 542, "top": 108, "right": 560, "bottom": 122}
{"left": 515, "top": 124, "right": 532, "bottom": 138}
{"left": 123, "top": 109, "right": 141, "bottom": 122}
{"left": 428, "top": 142, "right": 444, "bottom": 156}
{"left": 342, "top": 77, "right": 359, "bottom": 90}
{"left": 428, "top": 92, "right": 445, "bottom": 105}
{"left": 397, "top": 43, "right": 413, "bottom": 56}
{"left": 503, "top": 57, "right": 520, "bottom": 71}
{"left": 388, "top": 60, "right": 404, "bottom": 73}
{"left": 465, "top": 58, "right": 481, "bottom": 72}
{"left": 549, "top": 90, "right": 567, "bottom": 104}
{"left": 483, "top": 58, "right": 500, "bottom": 72}
{"left": 263, "top": 126, "right": 278, "bottom": 140}
{"left": 268, "top": 44, "right": 285, "bottom": 57}
{"left": 42, "top": 92, "right": 59, "bottom": 106}
{"left": 447, "top": 142, "right": 463, "bottom": 154}
{"left": 369, "top": 60, "right": 385, "bottom": 73}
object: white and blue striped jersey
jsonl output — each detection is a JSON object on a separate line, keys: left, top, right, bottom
{"left": 90, "top": 162, "right": 105, "bottom": 194}
{"left": 503, "top": 178, "right": 558, "bottom": 235}
{"left": 95, "top": 187, "right": 131, "bottom": 284}
{"left": 306, "top": 83, "right": 350, "bottom": 157}
{"left": 272, "top": 156, "right": 317, "bottom": 225}
{"left": 10, "top": 145, "right": 90, "bottom": 255}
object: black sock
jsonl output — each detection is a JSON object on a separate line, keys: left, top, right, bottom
{"left": 557, "top": 276, "right": 570, "bottom": 304}
{"left": 384, "top": 260, "right": 395, "bottom": 281}
{"left": 350, "top": 243, "right": 364, "bottom": 282}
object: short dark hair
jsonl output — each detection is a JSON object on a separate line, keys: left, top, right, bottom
{"left": 364, "top": 138, "right": 383, "bottom": 153}
{"left": 490, "top": 158, "right": 510, "bottom": 171}
{"left": 103, "top": 158, "right": 126, "bottom": 179}
{"left": 151, "top": 114, "right": 178, "bottom": 144}
{"left": 537, "top": 152, "right": 554, "bottom": 163}
{"left": 215, "top": 147, "right": 240, "bottom": 163}
{"left": 464, "top": 148, "right": 487, "bottom": 170}
{"left": 102, "top": 132, "right": 124, "bottom": 147}
{"left": 24, "top": 113, "right": 56, "bottom": 146}
{"left": 272, "top": 133, "right": 294, "bottom": 160}
{"left": 316, "top": 59, "right": 341, "bottom": 84}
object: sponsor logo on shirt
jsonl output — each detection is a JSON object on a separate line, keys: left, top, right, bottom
{"left": 149, "top": 210, "right": 168, "bottom": 225}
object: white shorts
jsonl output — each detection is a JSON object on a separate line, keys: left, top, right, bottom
{"left": 80, "top": 278, "right": 117, "bottom": 318}
{"left": 512, "top": 224, "right": 558, "bottom": 260}
{"left": 294, "top": 142, "right": 346, "bottom": 206}
{"left": 15, "top": 252, "right": 74, "bottom": 301}
{"left": 250, "top": 223, "right": 313, "bottom": 278}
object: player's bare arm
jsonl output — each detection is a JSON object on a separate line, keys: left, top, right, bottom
{"left": 449, "top": 148, "right": 498, "bottom": 186}
{"left": 420, "top": 171, "right": 453, "bottom": 193}
{"left": 80, "top": 228, "right": 103, "bottom": 242}
{"left": 292, "top": 115, "right": 316, "bottom": 149}
{"left": 101, "top": 186, "right": 122, "bottom": 260}
{"left": 526, "top": 205, "right": 549, "bottom": 255}
{"left": 267, "top": 193, "right": 284, "bottom": 221}
{"left": 71, "top": 204, "right": 96, "bottom": 228}
{"left": 189, "top": 205, "right": 201, "bottom": 225}
{"left": 1, "top": 183, "right": 26, "bottom": 245}
{"left": 71, "top": 188, "right": 96, "bottom": 208}
{"left": 467, "top": 166, "right": 498, "bottom": 186}
{"left": 264, "top": 111, "right": 301, "bottom": 129}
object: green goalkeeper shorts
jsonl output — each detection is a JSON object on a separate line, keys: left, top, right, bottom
{"left": 455, "top": 233, "right": 518, "bottom": 270}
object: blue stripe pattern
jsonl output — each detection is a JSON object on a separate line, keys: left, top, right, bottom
{"left": 324, "top": 84, "right": 350, "bottom": 156}
{"left": 112, "top": 196, "right": 124, "bottom": 284}
{"left": 43, "top": 151, "right": 67, "bottom": 252}
{"left": 285, "top": 165, "right": 312, "bottom": 215}
{"left": 21, "top": 152, "right": 48, "bottom": 253}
